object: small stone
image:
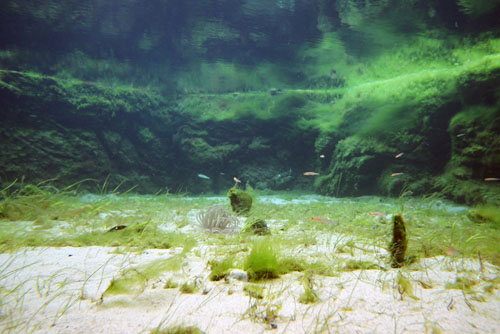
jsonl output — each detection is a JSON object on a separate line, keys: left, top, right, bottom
{"left": 229, "top": 269, "right": 248, "bottom": 282}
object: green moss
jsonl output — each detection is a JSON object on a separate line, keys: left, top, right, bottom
{"left": 269, "top": 93, "right": 307, "bottom": 120}
{"left": 227, "top": 187, "right": 253, "bottom": 216}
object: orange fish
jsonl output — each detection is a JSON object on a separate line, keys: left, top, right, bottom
{"left": 395, "top": 152, "right": 404, "bottom": 159}
{"left": 304, "top": 172, "right": 320, "bottom": 176}
{"left": 484, "top": 177, "right": 500, "bottom": 181}
{"left": 391, "top": 172, "right": 404, "bottom": 176}
{"left": 233, "top": 176, "right": 241, "bottom": 183}
{"left": 369, "top": 211, "right": 386, "bottom": 217}
{"left": 311, "top": 217, "right": 336, "bottom": 223}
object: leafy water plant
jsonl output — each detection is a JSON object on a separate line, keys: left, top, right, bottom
{"left": 196, "top": 205, "right": 239, "bottom": 233}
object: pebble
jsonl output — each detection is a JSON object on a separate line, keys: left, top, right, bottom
{"left": 229, "top": 269, "right": 248, "bottom": 282}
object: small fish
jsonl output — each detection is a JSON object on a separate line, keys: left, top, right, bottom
{"left": 319, "top": 154, "right": 325, "bottom": 159}
{"left": 304, "top": 172, "right": 320, "bottom": 176}
{"left": 108, "top": 225, "right": 127, "bottom": 232}
{"left": 219, "top": 172, "right": 225, "bottom": 175}
{"left": 369, "top": 211, "right": 386, "bottom": 217}
{"left": 311, "top": 217, "right": 336, "bottom": 224}
{"left": 456, "top": 133, "right": 466, "bottom": 137}
{"left": 484, "top": 177, "right": 500, "bottom": 181}
{"left": 233, "top": 176, "right": 241, "bottom": 183}
{"left": 391, "top": 172, "right": 404, "bottom": 177}
{"left": 395, "top": 152, "right": 404, "bottom": 159}
{"left": 197, "top": 174, "right": 210, "bottom": 180}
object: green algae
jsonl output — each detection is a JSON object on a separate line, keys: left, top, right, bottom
{"left": 227, "top": 187, "right": 253, "bottom": 216}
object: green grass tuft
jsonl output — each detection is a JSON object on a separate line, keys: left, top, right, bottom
{"left": 244, "top": 239, "right": 280, "bottom": 280}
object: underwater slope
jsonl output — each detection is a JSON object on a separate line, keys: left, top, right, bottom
{"left": 1, "top": 42, "right": 500, "bottom": 203}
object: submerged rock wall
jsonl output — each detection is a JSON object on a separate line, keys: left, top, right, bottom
{"left": 1, "top": 61, "right": 499, "bottom": 204}
{"left": 0, "top": 70, "right": 315, "bottom": 194}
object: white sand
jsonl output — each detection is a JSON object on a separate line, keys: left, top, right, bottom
{"left": 1, "top": 243, "right": 499, "bottom": 334}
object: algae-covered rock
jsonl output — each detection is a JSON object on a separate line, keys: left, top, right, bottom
{"left": 243, "top": 217, "right": 269, "bottom": 235}
{"left": 389, "top": 214, "right": 408, "bottom": 268}
{"left": 227, "top": 187, "right": 252, "bottom": 215}
{"left": 467, "top": 206, "right": 500, "bottom": 225}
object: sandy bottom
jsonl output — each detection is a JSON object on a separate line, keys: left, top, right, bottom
{"left": 0, "top": 244, "right": 499, "bottom": 334}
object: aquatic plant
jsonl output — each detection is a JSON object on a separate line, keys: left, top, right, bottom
{"left": 243, "top": 284, "right": 265, "bottom": 299}
{"left": 458, "top": 0, "right": 500, "bottom": 17}
{"left": 196, "top": 205, "right": 239, "bottom": 233}
{"left": 467, "top": 206, "right": 500, "bottom": 226}
{"left": 396, "top": 273, "right": 419, "bottom": 301}
{"left": 179, "top": 281, "right": 197, "bottom": 294}
{"left": 299, "top": 274, "right": 319, "bottom": 304}
{"left": 163, "top": 279, "right": 179, "bottom": 289}
{"left": 389, "top": 214, "right": 408, "bottom": 268}
{"left": 343, "top": 260, "right": 379, "bottom": 271}
{"left": 208, "top": 256, "right": 235, "bottom": 281}
{"left": 150, "top": 325, "right": 205, "bottom": 334}
{"left": 244, "top": 239, "right": 279, "bottom": 280}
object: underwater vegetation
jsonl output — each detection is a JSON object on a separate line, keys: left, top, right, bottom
{"left": 1, "top": 1, "right": 500, "bottom": 331}
{"left": 227, "top": 187, "right": 253, "bottom": 216}
{"left": 240, "top": 217, "right": 270, "bottom": 236}
{"left": 389, "top": 214, "right": 408, "bottom": 268}
{"left": 244, "top": 239, "right": 280, "bottom": 281}
{"left": 150, "top": 325, "right": 205, "bottom": 334}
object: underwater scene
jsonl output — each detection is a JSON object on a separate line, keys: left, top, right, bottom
{"left": 1, "top": 0, "right": 500, "bottom": 333}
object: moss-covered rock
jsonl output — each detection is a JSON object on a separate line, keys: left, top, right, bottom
{"left": 389, "top": 214, "right": 408, "bottom": 268}
{"left": 242, "top": 217, "right": 269, "bottom": 235}
{"left": 227, "top": 187, "right": 252, "bottom": 216}
{"left": 467, "top": 206, "right": 500, "bottom": 226}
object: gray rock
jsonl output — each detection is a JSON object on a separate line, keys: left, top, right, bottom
{"left": 229, "top": 269, "right": 248, "bottom": 282}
